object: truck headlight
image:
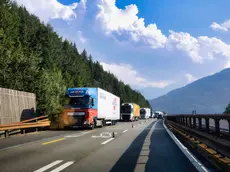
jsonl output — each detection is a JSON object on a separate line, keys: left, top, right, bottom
{"left": 84, "top": 120, "right": 89, "bottom": 124}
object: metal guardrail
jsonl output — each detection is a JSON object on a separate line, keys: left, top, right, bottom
{"left": 166, "top": 114, "right": 230, "bottom": 136}
{"left": 166, "top": 121, "right": 230, "bottom": 171}
{"left": 0, "top": 115, "right": 49, "bottom": 127}
{"left": 0, "top": 116, "right": 50, "bottom": 138}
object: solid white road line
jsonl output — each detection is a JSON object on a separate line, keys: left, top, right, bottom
{"left": 34, "top": 160, "right": 63, "bottom": 172}
{"left": 101, "top": 138, "right": 114, "bottom": 145}
{"left": 50, "top": 161, "right": 75, "bottom": 172}
{"left": 163, "top": 121, "right": 209, "bottom": 172}
{"left": 65, "top": 132, "right": 89, "bottom": 138}
{"left": 122, "top": 129, "right": 128, "bottom": 133}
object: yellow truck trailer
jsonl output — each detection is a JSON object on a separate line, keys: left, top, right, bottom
{"left": 120, "top": 103, "right": 140, "bottom": 121}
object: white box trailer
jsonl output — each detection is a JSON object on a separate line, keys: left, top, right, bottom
{"left": 97, "top": 88, "right": 120, "bottom": 124}
{"left": 145, "top": 108, "right": 151, "bottom": 119}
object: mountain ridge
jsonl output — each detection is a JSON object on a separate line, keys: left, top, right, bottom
{"left": 150, "top": 68, "right": 230, "bottom": 114}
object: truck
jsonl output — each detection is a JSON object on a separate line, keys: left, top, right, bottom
{"left": 154, "top": 111, "right": 164, "bottom": 119}
{"left": 60, "top": 87, "right": 120, "bottom": 129}
{"left": 140, "top": 108, "right": 151, "bottom": 119}
{"left": 120, "top": 103, "right": 140, "bottom": 121}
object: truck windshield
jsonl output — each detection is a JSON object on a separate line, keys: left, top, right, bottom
{"left": 121, "top": 105, "right": 132, "bottom": 113}
{"left": 140, "top": 109, "right": 146, "bottom": 114}
{"left": 69, "top": 96, "right": 90, "bottom": 106}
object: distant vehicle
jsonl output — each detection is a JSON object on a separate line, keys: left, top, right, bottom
{"left": 121, "top": 103, "right": 140, "bottom": 121}
{"left": 140, "top": 108, "right": 151, "bottom": 119}
{"left": 60, "top": 87, "right": 120, "bottom": 129}
{"left": 154, "top": 111, "right": 164, "bottom": 119}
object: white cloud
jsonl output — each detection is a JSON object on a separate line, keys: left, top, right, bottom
{"left": 13, "top": 0, "right": 230, "bottom": 93}
{"left": 96, "top": 0, "right": 167, "bottom": 48}
{"left": 95, "top": 0, "right": 230, "bottom": 65}
{"left": 15, "top": 0, "right": 230, "bottom": 67}
{"left": 100, "top": 62, "right": 170, "bottom": 88}
{"left": 184, "top": 73, "right": 197, "bottom": 83}
{"left": 14, "top": 0, "right": 87, "bottom": 23}
{"left": 166, "top": 31, "right": 202, "bottom": 63}
{"left": 225, "top": 60, "right": 230, "bottom": 68}
{"left": 77, "top": 31, "right": 87, "bottom": 44}
{"left": 166, "top": 31, "right": 230, "bottom": 63}
{"left": 210, "top": 20, "right": 230, "bottom": 32}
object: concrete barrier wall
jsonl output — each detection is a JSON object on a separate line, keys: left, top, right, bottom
{"left": 0, "top": 88, "right": 36, "bottom": 125}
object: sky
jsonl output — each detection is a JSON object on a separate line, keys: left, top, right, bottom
{"left": 14, "top": 0, "right": 230, "bottom": 99}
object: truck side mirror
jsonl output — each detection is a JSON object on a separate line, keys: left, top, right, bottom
{"left": 91, "top": 98, "right": 94, "bottom": 106}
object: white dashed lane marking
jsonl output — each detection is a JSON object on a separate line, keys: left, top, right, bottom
{"left": 122, "top": 129, "right": 128, "bottom": 133}
{"left": 34, "top": 160, "right": 74, "bottom": 172}
{"left": 50, "top": 161, "right": 74, "bottom": 172}
{"left": 101, "top": 138, "right": 114, "bottom": 145}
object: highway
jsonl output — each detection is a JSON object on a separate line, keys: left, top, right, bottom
{"left": 0, "top": 119, "right": 200, "bottom": 172}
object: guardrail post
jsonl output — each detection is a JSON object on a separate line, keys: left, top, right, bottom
{"left": 193, "top": 117, "right": 196, "bottom": 128}
{"left": 176, "top": 117, "right": 179, "bottom": 123}
{"left": 214, "top": 119, "right": 220, "bottom": 136}
{"left": 189, "top": 117, "right": 192, "bottom": 127}
{"left": 21, "top": 129, "right": 25, "bottom": 135}
{"left": 205, "top": 118, "right": 209, "bottom": 133}
{"left": 228, "top": 120, "right": 230, "bottom": 136}
{"left": 4, "top": 130, "right": 9, "bottom": 138}
{"left": 198, "top": 118, "right": 202, "bottom": 130}
{"left": 185, "top": 117, "right": 187, "bottom": 126}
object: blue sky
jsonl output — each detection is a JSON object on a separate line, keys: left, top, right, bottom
{"left": 15, "top": 0, "right": 230, "bottom": 99}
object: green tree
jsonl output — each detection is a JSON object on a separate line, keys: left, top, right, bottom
{"left": 224, "top": 103, "right": 230, "bottom": 114}
{"left": 0, "top": 0, "right": 151, "bottom": 119}
{"left": 37, "top": 68, "right": 66, "bottom": 118}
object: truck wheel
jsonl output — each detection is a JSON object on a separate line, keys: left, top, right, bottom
{"left": 101, "top": 120, "right": 105, "bottom": 128}
{"left": 90, "top": 120, "right": 95, "bottom": 130}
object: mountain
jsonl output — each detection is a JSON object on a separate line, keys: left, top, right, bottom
{"left": 150, "top": 68, "right": 230, "bottom": 114}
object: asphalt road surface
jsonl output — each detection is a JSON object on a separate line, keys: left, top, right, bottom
{"left": 0, "top": 119, "right": 199, "bottom": 172}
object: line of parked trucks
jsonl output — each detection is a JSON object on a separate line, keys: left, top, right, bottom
{"left": 53, "top": 87, "right": 159, "bottom": 130}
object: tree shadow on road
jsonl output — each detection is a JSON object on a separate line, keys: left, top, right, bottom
{"left": 145, "top": 120, "right": 198, "bottom": 172}
{"left": 109, "top": 122, "right": 155, "bottom": 172}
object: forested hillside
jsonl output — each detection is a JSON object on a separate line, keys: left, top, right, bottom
{"left": 0, "top": 0, "right": 150, "bottom": 117}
